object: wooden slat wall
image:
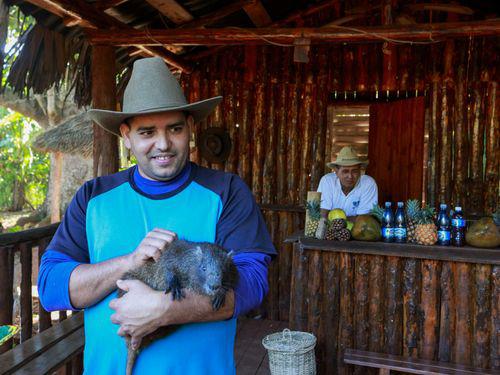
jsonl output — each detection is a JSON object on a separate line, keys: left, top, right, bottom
{"left": 182, "top": 37, "right": 499, "bottom": 319}
{"left": 290, "top": 247, "right": 500, "bottom": 374}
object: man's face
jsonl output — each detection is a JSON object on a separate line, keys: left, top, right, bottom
{"left": 120, "top": 111, "right": 193, "bottom": 181}
{"left": 334, "top": 165, "right": 361, "bottom": 190}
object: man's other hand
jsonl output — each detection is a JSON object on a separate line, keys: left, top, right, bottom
{"left": 127, "top": 228, "right": 177, "bottom": 268}
{"left": 110, "top": 279, "right": 167, "bottom": 349}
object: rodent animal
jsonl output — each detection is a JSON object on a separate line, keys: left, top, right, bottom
{"left": 117, "top": 239, "right": 238, "bottom": 375}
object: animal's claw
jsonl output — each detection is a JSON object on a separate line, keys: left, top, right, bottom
{"left": 212, "top": 292, "right": 226, "bottom": 311}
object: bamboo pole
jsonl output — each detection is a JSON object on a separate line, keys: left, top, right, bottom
{"left": 308, "top": 251, "right": 323, "bottom": 371}
{"left": 384, "top": 257, "right": 403, "bottom": 355}
{"left": 484, "top": 81, "right": 499, "bottom": 215}
{"left": 438, "top": 262, "right": 455, "bottom": 362}
{"left": 420, "top": 260, "right": 440, "bottom": 360}
{"left": 287, "top": 83, "right": 299, "bottom": 204}
{"left": 403, "top": 258, "right": 420, "bottom": 358}
{"left": 278, "top": 212, "right": 292, "bottom": 321}
{"left": 452, "top": 60, "right": 467, "bottom": 207}
{"left": 469, "top": 86, "right": 485, "bottom": 216}
{"left": 473, "top": 264, "right": 492, "bottom": 368}
{"left": 356, "top": 46, "right": 368, "bottom": 92}
{"left": 368, "top": 256, "right": 385, "bottom": 352}
{"left": 427, "top": 80, "right": 439, "bottom": 207}
{"left": 354, "top": 255, "right": 370, "bottom": 355}
{"left": 299, "top": 83, "right": 313, "bottom": 200}
{"left": 454, "top": 263, "right": 472, "bottom": 365}
{"left": 188, "top": 69, "right": 201, "bottom": 164}
{"left": 323, "top": 253, "right": 340, "bottom": 375}
{"left": 492, "top": 266, "right": 500, "bottom": 370}
{"left": 338, "top": 253, "right": 354, "bottom": 375}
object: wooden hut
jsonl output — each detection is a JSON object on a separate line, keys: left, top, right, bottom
{"left": 0, "top": 0, "right": 499, "bottom": 374}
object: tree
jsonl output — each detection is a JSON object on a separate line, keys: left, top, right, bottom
{"left": 0, "top": 108, "right": 49, "bottom": 210}
{"left": 1, "top": 1, "right": 89, "bottom": 218}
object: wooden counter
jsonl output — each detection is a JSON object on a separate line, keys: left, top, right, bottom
{"left": 286, "top": 235, "right": 499, "bottom": 374}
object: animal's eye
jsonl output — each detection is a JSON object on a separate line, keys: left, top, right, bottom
{"left": 201, "top": 266, "right": 207, "bottom": 272}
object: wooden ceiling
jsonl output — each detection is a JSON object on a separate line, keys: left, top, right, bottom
{"left": 8, "top": 0, "right": 500, "bottom": 73}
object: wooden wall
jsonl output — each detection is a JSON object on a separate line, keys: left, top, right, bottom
{"left": 181, "top": 37, "right": 499, "bottom": 319}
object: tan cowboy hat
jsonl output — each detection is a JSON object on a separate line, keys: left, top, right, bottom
{"left": 327, "top": 146, "right": 368, "bottom": 168}
{"left": 87, "top": 57, "right": 222, "bottom": 137}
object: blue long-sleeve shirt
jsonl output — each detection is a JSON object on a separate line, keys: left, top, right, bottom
{"left": 38, "top": 162, "right": 276, "bottom": 374}
{"left": 38, "top": 163, "right": 274, "bottom": 317}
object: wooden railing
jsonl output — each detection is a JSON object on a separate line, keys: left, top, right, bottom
{"left": 0, "top": 223, "right": 83, "bottom": 373}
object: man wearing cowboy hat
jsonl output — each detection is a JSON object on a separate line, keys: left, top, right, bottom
{"left": 37, "top": 57, "right": 275, "bottom": 374}
{"left": 318, "top": 146, "right": 378, "bottom": 219}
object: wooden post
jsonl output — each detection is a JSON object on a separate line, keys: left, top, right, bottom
{"left": 50, "top": 152, "right": 62, "bottom": 223}
{"left": 0, "top": 246, "right": 14, "bottom": 353}
{"left": 91, "top": 45, "right": 119, "bottom": 177}
{"left": 381, "top": 0, "right": 397, "bottom": 92}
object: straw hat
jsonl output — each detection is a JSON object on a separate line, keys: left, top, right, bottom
{"left": 87, "top": 57, "right": 222, "bottom": 137}
{"left": 327, "top": 146, "right": 368, "bottom": 168}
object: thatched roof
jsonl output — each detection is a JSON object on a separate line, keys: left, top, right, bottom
{"left": 32, "top": 112, "right": 92, "bottom": 158}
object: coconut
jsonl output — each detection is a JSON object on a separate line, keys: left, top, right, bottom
{"left": 351, "top": 215, "right": 382, "bottom": 241}
{"left": 465, "top": 217, "right": 500, "bottom": 248}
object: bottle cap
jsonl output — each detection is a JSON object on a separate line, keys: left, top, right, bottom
{"left": 397, "top": 202, "right": 404, "bottom": 207}
{"left": 440, "top": 203, "right": 447, "bottom": 209}
{"left": 455, "top": 206, "right": 462, "bottom": 211}
{"left": 385, "top": 202, "right": 391, "bottom": 207}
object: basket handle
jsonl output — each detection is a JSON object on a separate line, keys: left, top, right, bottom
{"left": 282, "top": 328, "right": 292, "bottom": 341}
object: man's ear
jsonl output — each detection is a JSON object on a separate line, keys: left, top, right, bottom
{"left": 186, "top": 113, "right": 194, "bottom": 129}
{"left": 119, "top": 123, "right": 131, "bottom": 149}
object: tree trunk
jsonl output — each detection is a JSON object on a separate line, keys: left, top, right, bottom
{"left": 10, "top": 178, "right": 26, "bottom": 211}
{"left": 0, "top": 0, "right": 8, "bottom": 86}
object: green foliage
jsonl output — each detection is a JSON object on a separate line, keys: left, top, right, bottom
{"left": 0, "top": 108, "right": 49, "bottom": 209}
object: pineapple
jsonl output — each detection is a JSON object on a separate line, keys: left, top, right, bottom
{"left": 371, "top": 204, "right": 384, "bottom": 223}
{"left": 305, "top": 200, "right": 321, "bottom": 237}
{"left": 325, "top": 223, "right": 336, "bottom": 240}
{"left": 415, "top": 205, "right": 438, "bottom": 245}
{"left": 405, "top": 199, "right": 421, "bottom": 243}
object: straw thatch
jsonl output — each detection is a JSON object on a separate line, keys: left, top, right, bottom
{"left": 32, "top": 112, "right": 92, "bottom": 158}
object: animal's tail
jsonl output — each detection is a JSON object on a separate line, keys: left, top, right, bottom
{"left": 126, "top": 348, "right": 138, "bottom": 375}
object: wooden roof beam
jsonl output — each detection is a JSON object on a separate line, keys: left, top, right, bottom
{"left": 145, "top": 0, "right": 193, "bottom": 24}
{"left": 24, "top": 0, "right": 193, "bottom": 72}
{"left": 95, "top": 0, "right": 128, "bottom": 11}
{"left": 86, "top": 19, "right": 500, "bottom": 46}
{"left": 243, "top": 1, "right": 272, "bottom": 27}
{"left": 179, "top": 0, "right": 256, "bottom": 29}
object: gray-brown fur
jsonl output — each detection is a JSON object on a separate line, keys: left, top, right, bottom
{"left": 117, "top": 239, "right": 238, "bottom": 375}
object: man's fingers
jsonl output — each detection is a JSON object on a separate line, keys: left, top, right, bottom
{"left": 116, "top": 279, "right": 130, "bottom": 292}
{"left": 152, "top": 228, "right": 177, "bottom": 239}
{"left": 117, "top": 325, "right": 129, "bottom": 337}
{"left": 110, "top": 313, "right": 121, "bottom": 324}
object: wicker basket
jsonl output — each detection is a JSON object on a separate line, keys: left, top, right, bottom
{"left": 262, "top": 328, "right": 317, "bottom": 375}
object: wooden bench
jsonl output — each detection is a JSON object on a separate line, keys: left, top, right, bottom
{"left": 0, "top": 313, "right": 84, "bottom": 375}
{"left": 344, "top": 349, "right": 496, "bottom": 375}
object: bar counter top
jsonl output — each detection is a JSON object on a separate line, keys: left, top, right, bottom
{"left": 285, "top": 232, "right": 500, "bottom": 265}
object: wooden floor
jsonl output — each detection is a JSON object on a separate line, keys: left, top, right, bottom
{"left": 235, "top": 318, "right": 289, "bottom": 375}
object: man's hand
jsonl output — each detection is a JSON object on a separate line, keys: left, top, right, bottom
{"left": 110, "top": 279, "right": 167, "bottom": 349}
{"left": 109, "top": 279, "right": 235, "bottom": 348}
{"left": 127, "top": 228, "right": 177, "bottom": 268}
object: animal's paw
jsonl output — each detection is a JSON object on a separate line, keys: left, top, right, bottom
{"left": 212, "top": 291, "right": 226, "bottom": 311}
{"left": 167, "top": 275, "right": 184, "bottom": 301}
